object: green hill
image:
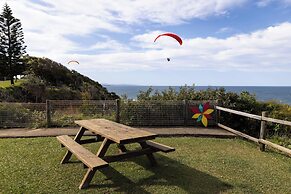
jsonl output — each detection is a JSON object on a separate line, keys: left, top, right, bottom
{"left": 0, "top": 56, "right": 119, "bottom": 102}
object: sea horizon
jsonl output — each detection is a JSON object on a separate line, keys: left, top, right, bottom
{"left": 104, "top": 84, "right": 291, "bottom": 105}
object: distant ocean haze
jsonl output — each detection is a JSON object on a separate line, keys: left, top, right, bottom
{"left": 104, "top": 85, "right": 291, "bottom": 105}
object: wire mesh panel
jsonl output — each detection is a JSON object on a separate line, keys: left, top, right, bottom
{"left": 120, "top": 100, "right": 218, "bottom": 126}
{"left": 0, "top": 100, "right": 218, "bottom": 128}
{"left": 0, "top": 102, "right": 46, "bottom": 128}
{"left": 49, "top": 100, "right": 117, "bottom": 127}
{"left": 120, "top": 100, "right": 184, "bottom": 126}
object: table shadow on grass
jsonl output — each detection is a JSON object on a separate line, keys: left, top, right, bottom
{"left": 132, "top": 154, "right": 232, "bottom": 193}
{"left": 88, "top": 154, "right": 232, "bottom": 193}
{"left": 89, "top": 166, "right": 152, "bottom": 194}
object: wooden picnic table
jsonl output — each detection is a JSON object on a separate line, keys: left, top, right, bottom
{"left": 57, "top": 119, "right": 175, "bottom": 189}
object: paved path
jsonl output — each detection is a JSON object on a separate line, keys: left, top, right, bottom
{"left": 0, "top": 126, "right": 236, "bottom": 138}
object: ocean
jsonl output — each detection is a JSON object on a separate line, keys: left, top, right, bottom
{"left": 105, "top": 85, "right": 291, "bottom": 105}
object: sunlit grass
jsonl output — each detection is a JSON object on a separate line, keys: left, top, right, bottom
{"left": 0, "top": 79, "right": 25, "bottom": 88}
{"left": 0, "top": 137, "right": 290, "bottom": 193}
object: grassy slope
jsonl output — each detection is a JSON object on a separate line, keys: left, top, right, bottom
{"left": 0, "top": 137, "right": 290, "bottom": 194}
{"left": 0, "top": 80, "right": 24, "bottom": 88}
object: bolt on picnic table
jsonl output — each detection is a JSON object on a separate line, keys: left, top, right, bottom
{"left": 56, "top": 118, "right": 175, "bottom": 189}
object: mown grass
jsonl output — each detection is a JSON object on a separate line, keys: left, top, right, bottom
{"left": 0, "top": 137, "right": 290, "bottom": 194}
{"left": 0, "top": 80, "right": 24, "bottom": 88}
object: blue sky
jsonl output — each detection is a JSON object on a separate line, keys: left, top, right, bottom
{"left": 3, "top": 0, "right": 291, "bottom": 86}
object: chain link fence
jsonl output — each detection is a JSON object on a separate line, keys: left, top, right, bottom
{"left": 0, "top": 100, "right": 218, "bottom": 128}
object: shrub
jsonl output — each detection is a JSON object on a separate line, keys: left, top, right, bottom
{"left": 0, "top": 103, "right": 31, "bottom": 128}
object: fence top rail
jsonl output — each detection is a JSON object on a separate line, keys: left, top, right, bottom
{"left": 0, "top": 102, "right": 46, "bottom": 106}
{"left": 216, "top": 106, "right": 261, "bottom": 120}
{"left": 262, "top": 116, "right": 291, "bottom": 127}
{"left": 216, "top": 106, "right": 291, "bottom": 127}
{"left": 123, "top": 99, "right": 218, "bottom": 103}
{"left": 48, "top": 100, "right": 117, "bottom": 103}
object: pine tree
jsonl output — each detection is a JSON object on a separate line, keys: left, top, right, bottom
{"left": 0, "top": 34, "right": 5, "bottom": 80}
{"left": 0, "top": 3, "right": 26, "bottom": 84}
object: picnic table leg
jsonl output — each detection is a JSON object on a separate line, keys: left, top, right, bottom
{"left": 79, "top": 138, "right": 112, "bottom": 189}
{"left": 61, "top": 127, "right": 86, "bottom": 164}
{"left": 97, "top": 138, "right": 112, "bottom": 157}
{"left": 79, "top": 168, "right": 97, "bottom": 189}
{"left": 117, "top": 144, "right": 127, "bottom": 153}
{"left": 139, "top": 141, "right": 157, "bottom": 166}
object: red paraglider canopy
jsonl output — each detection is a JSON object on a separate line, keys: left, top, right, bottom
{"left": 154, "top": 33, "right": 183, "bottom": 45}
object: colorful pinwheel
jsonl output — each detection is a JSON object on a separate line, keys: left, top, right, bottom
{"left": 190, "top": 102, "right": 214, "bottom": 127}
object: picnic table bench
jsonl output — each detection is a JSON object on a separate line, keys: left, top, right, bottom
{"left": 56, "top": 119, "right": 175, "bottom": 189}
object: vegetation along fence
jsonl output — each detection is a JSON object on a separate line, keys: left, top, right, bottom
{"left": 0, "top": 102, "right": 46, "bottom": 128}
{"left": 0, "top": 100, "right": 290, "bottom": 156}
{"left": 0, "top": 100, "right": 217, "bottom": 128}
{"left": 217, "top": 106, "right": 291, "bottom": 157}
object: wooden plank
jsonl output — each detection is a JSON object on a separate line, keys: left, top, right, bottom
{"left": 216, "top": 106, "right": 261, "bottom": 120}
{"left": 75, "top": 119, "right": 157, "bottom": 144}
{"left": 262, "top": 116, "right": 291, "bottom": 127}
{"left": 146, "top": 140, "right": 175, "bottom": 153}
{"left": 258, "top": 139, "right": 291, "bottom": 157}
{"left": 57, "top": 135, "right": 108, "bottom": 169}
{"left": 61, "top": 127, "right": 86, "bottom": 164}
{"left": 218, "top": 123, "right": 259, "bottom": 143}
{"left": 217, "top": 106, "right": 291, "bottom": 127}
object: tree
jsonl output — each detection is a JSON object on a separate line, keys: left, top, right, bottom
{"left": 0, "top": 23, "right": 6, "bottom": 80}
{"left": 0, "top": 3, "right": 26, "bottom": 84}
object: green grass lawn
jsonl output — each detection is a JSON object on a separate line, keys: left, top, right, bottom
{"left": 0, "top": 137, "right": 290, "bottom": 194}
{"left": 0, "top": 79, "right": 24, "bottom": 88}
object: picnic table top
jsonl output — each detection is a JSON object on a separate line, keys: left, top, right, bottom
{"left": 75, "top": 119, "right": 157, "bottom": 144}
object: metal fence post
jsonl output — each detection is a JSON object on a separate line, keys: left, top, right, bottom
{"left": 115, "top": 99, "right": 120, "bottom": 123}
{"left": 184, "top": 100, "right": 188, "bottom": 126}
{"left": 46, "top": 100, "right": 51, "bottom": 128}
{"left": 259, "top": 111, "right": 267, "bottom": 151}
{"left": 216, "top": 107, "right": 220, "bottom": 125}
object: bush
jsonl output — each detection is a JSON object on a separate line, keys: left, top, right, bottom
{"left": 50, "top": 111, "right": 115, "bottom": 127}
{"left": 0, "top": 103, "right": 47, "bottom": 128}
{"left": 0, "top": 103, "right": 31, "bottom": 128}
{"left": 136, "top": 86, "right": 291, "bottom": 138}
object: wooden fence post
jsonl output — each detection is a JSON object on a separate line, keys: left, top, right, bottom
{"left": 259, "top": 111, "right": 267, "bottom": 151}
{"left": 184, "top": 100, "right": 188, "bottom": 126}
{"left": 46, "top": 100, "right": 51, "bottom": 128}
{"left": 115, "top": 99, "right": 120, "bottom": 123}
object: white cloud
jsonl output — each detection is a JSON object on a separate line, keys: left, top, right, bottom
{"left": 35, "top": 0, "right": 247, "bottom": 25}
{"left": 1, "top": 0, "right": 249, "bottom": 56}
{"left": 66, "top": 23, "right": 291, "bottom": 73}
{"left": 87, "top": 39, "right": 130, "bottom": 52}
{"left": 1, "top": 0, "right": 291, "bottom": 75}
